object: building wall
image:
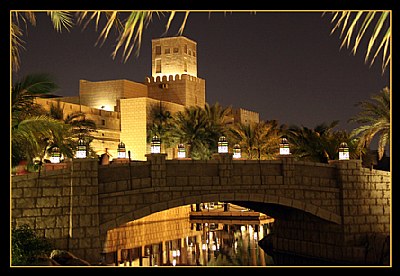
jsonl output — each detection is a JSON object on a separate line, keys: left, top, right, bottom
{"left": 79, "top": 79, "right": 148, "bottom": 111}
{"left": 146, "top": 74, "right": 205, "bottom": 108}
{"left": 35, "top": 97, "right": 121, "bottom": 158}
{"left": 119, "top": 97, "right": 185, "bottom": 161}
{"left": 232, "top": 107, "right": 260, "bottom": 125}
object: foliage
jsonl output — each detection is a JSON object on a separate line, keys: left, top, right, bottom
{"left": 285, "top": 121, "right": 361, "bottom": 163}
{"left": 349, "top": 87, "right": 390, "bottom": 160}
{"left": 326, "top": 11, "right": 391, "bottom": 73}
{"left": 229, "top": 120, "right": 281, "bottom": 160}
{"left": 11, "top": 224, "right": 54, "bottom": 266}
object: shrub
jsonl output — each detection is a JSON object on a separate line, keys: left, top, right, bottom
{"left": 11, "top": 224, "right": 54, "bottom": 266}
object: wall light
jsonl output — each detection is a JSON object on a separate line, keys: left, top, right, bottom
{"left": 50, "top": 147, "right": 61, "bottom": 163}
{"left": 233, "top": 144, "right": 241, "bottom": 159}
{"left": 338, "top": 142, "right": 350, "bottom": 160}
{"left": 279, "top": 136, "right": 290, "bottom": 155}
{"left": 117, "top": 141, "right": 126, "bottom": 158}
{"left": 75, "top": 138, "right": 87, "bottom": 158}
{"left": 218, "top": 136, "right": 228, "bottom": 154}
{"left": 177, "top": 143, "right": 186, "bottom": 158}
{"left": 151, "top": 135, "right": 161, "bottom": 154}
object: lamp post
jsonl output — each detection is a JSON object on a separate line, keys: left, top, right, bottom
{"left": 279, "top": 136, "right": 290, "bottom": 155}
{"left": 218, "top": 136, "right": 229, "bottom": 154}
{"left": 50, "top": 147, "right": 61, "bottom": 163}
{"left": 177, "top": 143, "right": 186, "bottom": 158}
{"left": 151, "top": 135, "right": 161, "bottom": 154}
{"left": 338, "top": 142, "right": 350, "bottom": 160}
{"left": 117, "top": 141, "right": 126, "bottom": 158}
{"left": 233, "top": 144, "right": 241, "bottom": 159}
{"left": 75, "top": 138, "right": 87, "bottom": 158}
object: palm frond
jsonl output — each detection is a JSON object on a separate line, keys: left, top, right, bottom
{"left": 327, "top": 11, "right": 391, "bottom": 73}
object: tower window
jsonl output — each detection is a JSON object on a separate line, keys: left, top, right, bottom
{"left": 165, "top": 48, "right": 170, "bottom": 54}
{"left": 155, "top": 46, "right": 161, "bottom": 55}
{"left": 173, "top": 47, "right": 179, "bottom": 53}
{"left": 184, "top": 45, "right": 188, "bottom": 54}
{"left": 155, "top": 59, "right": 161, "bottom": 73}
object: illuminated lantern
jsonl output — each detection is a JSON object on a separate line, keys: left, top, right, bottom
{"left": 279, "top": 136, "right": 290, "bottom": 155}
{"left": 177, "top": 143, "right": 186, "bottom": 158}
{"left": 117, "top": 141, "right": 126, "bottom": 158}
{"left": 50, "top": 147, "right": 61, "bottom": 163}
{"left": 339, "top": 142, "right": 350, "bottom": 160}
{"left": 218, "top": 136, "right": 229, "bottom": 153}
{"left": 76, "top": 138, "right": 87, "bottom": 158}
{"left": 151, "top": 135, "right": 161, "bottom": 154}
{"left": 233, "top": 144, "right": 241, "bottom": 159}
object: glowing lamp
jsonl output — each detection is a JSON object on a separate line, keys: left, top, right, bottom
{"left": 233, "top": 144, "right": 241, "bottom": 159}
{"left": 117, "top": 141, "right": 126, "bottom": 158}
{"left": 338, "top": 142, "right": 350, "bottom": 160}
{"left": 218, "top": 136, "right": 228, "bottom": 154}
{"left": 75, "top": 138, "right": 87, "bottom": 158}
{"left": 279, "top": 137, "right": 290, "bottom": 155}
{"left": 50, "top": 147, "right": 61, "bottom": 163}
{"left": 177, "top": 143, "right": 186, "bottom": 158}
{"left": 151, "top": 135, "right": 161, "bottom": 154}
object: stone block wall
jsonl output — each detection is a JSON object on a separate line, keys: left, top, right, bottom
{"left": 11, "top": 158, "right": 102, "bottom": 264}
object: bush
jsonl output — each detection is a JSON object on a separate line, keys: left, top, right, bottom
{"left": 12, "top": 224, "right": 54, "bottom": 266}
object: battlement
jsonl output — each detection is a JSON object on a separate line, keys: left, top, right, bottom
{"left": 146, "top": 74, "right": 203, "bottom": 84}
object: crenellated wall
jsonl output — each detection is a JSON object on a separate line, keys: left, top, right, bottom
{"left": 146, "top": 74, "right": 205, "bottom": 107}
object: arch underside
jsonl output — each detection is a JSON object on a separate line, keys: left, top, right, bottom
{"left": 100, "top": 193, "right": 341, "bottom": 233}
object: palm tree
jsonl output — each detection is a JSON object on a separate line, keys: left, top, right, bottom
{"left": 285, "top": 121, "right": 350, "bottom": 163}
{"left": 146, "top": 104, "right": 174, "bottom": 151}
{"left": 349, "top": 87, "right": 390, "bottom": 160}
{"left": 168, "top": 105, "right": 212, "bottom": 160}
{"left": 326, "top": 11, "right": 391, "bottom": 73}
{"left": 11, "top": 115, "right": 69, "bottom": 168}
{"left": 48, "top": 101, "right": 97, "bottom": 158}
{"left": 230, "top": 120, "right": 281, "bottom": 160}
{"left": 11, "top": 11, "right": 73, "bottom": 72}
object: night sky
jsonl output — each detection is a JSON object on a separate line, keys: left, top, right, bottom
{"left": 14, "top": 11, "right": 390, "bottom": 134}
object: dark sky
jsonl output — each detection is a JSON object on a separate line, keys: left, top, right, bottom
{"left": 14, "top": 11, "right": 390, "bottom": 133}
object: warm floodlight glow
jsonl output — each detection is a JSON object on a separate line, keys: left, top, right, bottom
{"left": 76, "top": 138, "right": 87, "bottom": 158}
{"left": 233, "top": 144, "right": 241, "bottom": 159}
{"left": 50, "top": 147, "right": 61, "bottom": 163}
{"left": 177, "top": 143, "right": 186, "bottom": 158}
{"left": 339, "top": 142, "right": 350, "bottom": 160}
{"left": 117, "top": 141, "right": 126, "bottom": 158}
{"left": 218, "top": 136, "right": 228, "bottom": 153}
{"left": 279, "top": 136, "right": 290, "bottom": 155}
{"left": 151, "top": 135, "right": 161, "bottom": 154}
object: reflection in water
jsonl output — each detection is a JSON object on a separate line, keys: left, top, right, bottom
{"left": 102, "top": 204, "right": 274, "bottom": 266}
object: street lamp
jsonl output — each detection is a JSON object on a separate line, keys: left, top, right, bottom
{"left": 279, "top": 136, "right": 290, "bottom": 155}
{"left": 233, "top": 144, "right": 241, "bottom": 159}
{"left": 178, "top": 143, "right": 186, "bottom": 158}
{"left": 75, "top": 138, "right": 87, "bottom": 158}
{"left": 218, "top": 136, "right": 228, "bottom": 154}
{"left": 50, "top": 147, "right": 61, "bottom": 163}
{"left": 117, "top": 141, "right": 126, "bottom": 158}
{"left": 151, "top": 135, "right": 161, "bottom": 154}
{"left": 338, "top": 142, "right": 350, "bottom": 160}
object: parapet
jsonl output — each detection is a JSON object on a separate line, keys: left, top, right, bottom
{"left": 145, "top": 74, "right": 203, "bottom": 84}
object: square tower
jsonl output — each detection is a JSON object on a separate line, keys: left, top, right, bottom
{"left": 152, "top": 36, "right": 197, "bottom": 78}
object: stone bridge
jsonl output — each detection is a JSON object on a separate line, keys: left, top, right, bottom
{"left": 11, "top": 153, "right": 391, "bottom": 265}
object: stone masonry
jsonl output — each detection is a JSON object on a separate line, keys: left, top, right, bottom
{"left": 11, "top": 154, "right": 391, "bottom": 264}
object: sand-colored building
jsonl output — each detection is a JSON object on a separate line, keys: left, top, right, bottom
{"left": 36, "top": 36, "right": 259, "bottom": 160}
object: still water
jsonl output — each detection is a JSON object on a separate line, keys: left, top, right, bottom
{"left": 102, "top": 203, "right": 275, "bottom": 266}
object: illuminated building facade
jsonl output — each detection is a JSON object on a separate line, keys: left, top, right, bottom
{"left": 36, "top": 36, "right": 259, "bottom": 160}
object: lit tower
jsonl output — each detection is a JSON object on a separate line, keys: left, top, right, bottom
{"left": 147, "top": 36, "right": 205, "bottom": 108}
{"left": 151, "top": 36, "right": 198, "bottom": 78}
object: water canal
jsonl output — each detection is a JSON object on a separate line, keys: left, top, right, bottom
{"left": 101, "top": 203, "right": 276, "bottom": 266}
